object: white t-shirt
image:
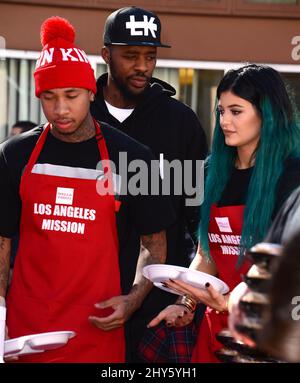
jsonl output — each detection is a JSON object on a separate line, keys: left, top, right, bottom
{"left": 105, "top": 101, "right": 134, "bottom": 123}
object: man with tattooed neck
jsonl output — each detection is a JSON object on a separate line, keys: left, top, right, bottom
{"left": 0, "top": 17, "right": 174, "bottom": 363}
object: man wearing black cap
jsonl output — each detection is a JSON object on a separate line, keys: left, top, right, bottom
{"left": 91, "top": 6, "right": 208, "bottom": 362}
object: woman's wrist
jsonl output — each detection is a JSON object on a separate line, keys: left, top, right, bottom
{"left": 215, "top": 293, "right": 230, "bottom": 314}
{"left": 175, "top": 294, "right": 197, "bottom": 313}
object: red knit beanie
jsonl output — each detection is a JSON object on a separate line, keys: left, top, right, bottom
{"left": 34, "top": 16, "right": 96, "bottom": 97}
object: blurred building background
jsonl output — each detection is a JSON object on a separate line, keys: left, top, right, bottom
{"left": 1, "top": 0, "right": 300, "bottom": 144}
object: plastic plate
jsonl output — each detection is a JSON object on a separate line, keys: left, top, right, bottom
{"left": 4, "top": 330, "right": 76, "bottom": 357}
{"left": 143, "top": 264, "right": 229, "bottom": 295}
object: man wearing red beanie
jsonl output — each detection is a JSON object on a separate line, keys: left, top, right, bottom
{"left": 0, "top": 16, "right": 174, "bottom": 362}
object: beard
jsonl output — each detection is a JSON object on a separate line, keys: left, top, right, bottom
{"left": 109, "top": 58, "right": 150, "bottom": 103}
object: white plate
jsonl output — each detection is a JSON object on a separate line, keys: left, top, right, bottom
{"left": 4, "top": 330, "right": 76, "bottom": 357}
{"left": 143, "top": 264, "right": 229, "bottom": 295}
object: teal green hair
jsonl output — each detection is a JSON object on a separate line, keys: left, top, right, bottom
{"left": 199, "top": 64, "right": 300, "bottom": 264}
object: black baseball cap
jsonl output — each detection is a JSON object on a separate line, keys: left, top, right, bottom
{"left": 103, "top": 6, "right": 171, "bottom": 48}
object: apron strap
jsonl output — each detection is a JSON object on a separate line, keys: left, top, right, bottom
{"left": 21, "top": 120, "right": 120, "bottom": 211}
{"left": 23, "top": 123, "right": 51, "bottom": 176}
{"left": 23, "top": 120, "right": 109, "bottom": 176}
{"left": 94, "top": 120, "right": 120, "bottom": 211}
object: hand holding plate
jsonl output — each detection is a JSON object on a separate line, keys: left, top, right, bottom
{"left": 163, "top": 279, "right": 229, "bottom": 313}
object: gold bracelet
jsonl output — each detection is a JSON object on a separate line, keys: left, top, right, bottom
{"left": 215, "top": 294, "right": 229, "bottom": 314}
{"left": 175, "top": 294, "right": 197, "bottom": 313}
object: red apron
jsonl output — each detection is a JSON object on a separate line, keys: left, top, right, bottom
{"left": 192, "top": 204, "right": 250, "bottom": 363}
{"left": 6, "top": 121, "right": 125, "bottom": 363}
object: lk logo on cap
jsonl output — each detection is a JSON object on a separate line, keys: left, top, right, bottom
{"left": 126, "top": 15, "right": 157, "bottom": 38}
{"left": 103, "top": 6, "right": 171, "bottom": 48}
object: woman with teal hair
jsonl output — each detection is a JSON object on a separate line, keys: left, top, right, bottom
{"left": 147, "top": 63, "right": 300, "bottom": 362}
